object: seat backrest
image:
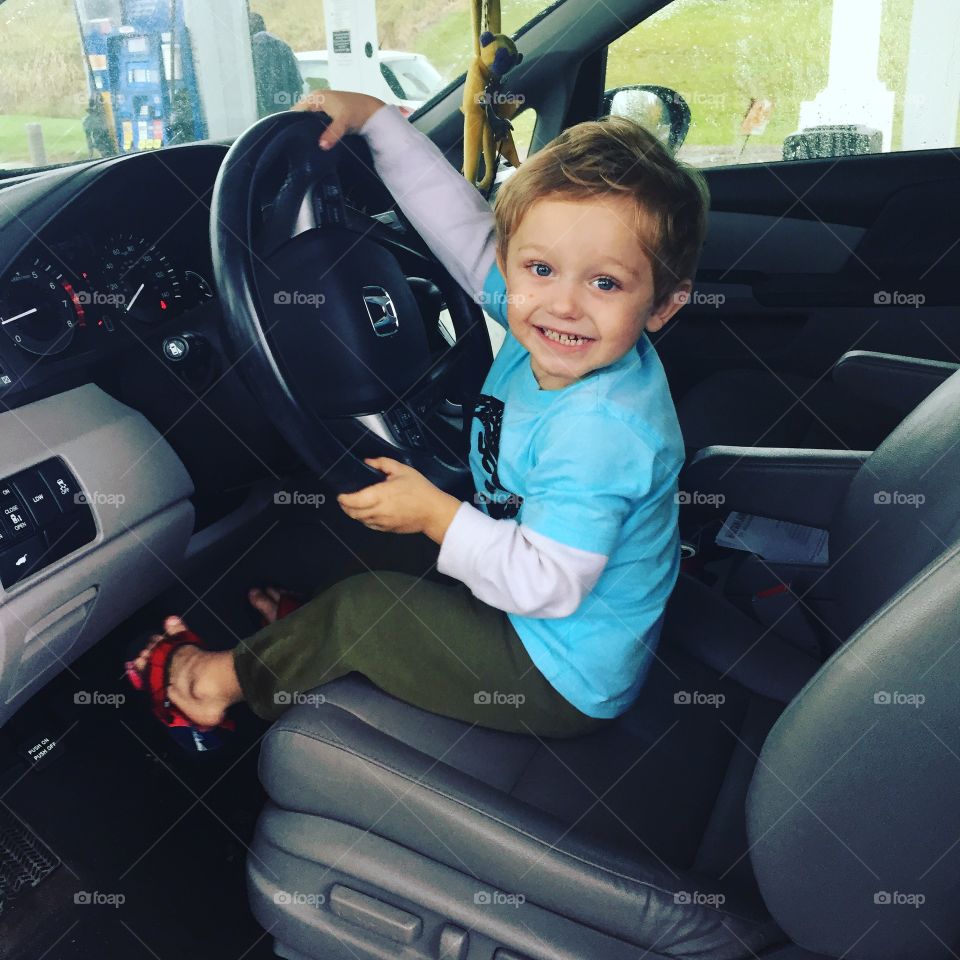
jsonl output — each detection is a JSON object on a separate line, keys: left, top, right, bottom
{"left": 748, "top": 370, "right": 960, "bottom": 959}
{"left": 822, "top": 367, "right": 960, "bottom": 645}
{"left": 747, "top": 539, "right": 960, "bottom": 960}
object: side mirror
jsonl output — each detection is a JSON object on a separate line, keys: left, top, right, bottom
{"left": 601, "top": 85, "right": 691, "bottom": 152}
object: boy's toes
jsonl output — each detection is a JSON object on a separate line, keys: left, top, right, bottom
{"left": 248, "top": 587, "right": 278, "bottom": 623}
{"left": 248, "top": 585, "right": 301, "bottom": 624}
{"left": 163, "top": 615, "right": 189, "bottom": 635}
{"left": 130, "top": 634, "right": 164, "bottom": 674}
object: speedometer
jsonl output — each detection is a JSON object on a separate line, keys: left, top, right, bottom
{"left": 100, "top": 234, "right": 182, "bottom": 326}
{"left": 0, "top": 258, "right": 79, "bottom": 356}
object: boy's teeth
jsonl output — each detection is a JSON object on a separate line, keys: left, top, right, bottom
{"left": 540, "top": 326, "right": 588, "bottom": 344}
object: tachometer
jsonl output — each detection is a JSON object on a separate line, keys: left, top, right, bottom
{"left": 0, "top": 258, "right": 79, "bottom": 356}
{"left": 101, "top": 234, "right": 182, "bottom": 326}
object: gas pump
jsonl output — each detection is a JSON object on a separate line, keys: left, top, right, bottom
{"left": 74, "top": 0, "right": 206, "bottom": 154}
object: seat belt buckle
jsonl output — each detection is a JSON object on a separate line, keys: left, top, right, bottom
{"left": 751, "top": 580, "right": 822, "bottom": 657}
{"left": 754, "top": 581, "right": 792, "bottom": 601}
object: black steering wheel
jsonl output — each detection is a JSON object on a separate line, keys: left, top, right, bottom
{"left": 210, "top": 110, "right": 493, "bottom": 494}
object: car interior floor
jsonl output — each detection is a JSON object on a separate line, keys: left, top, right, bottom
{"left": 0, "top": 490, "right": 440, "bottom": 960}
{"left": 0, "top": 484, "right": 761, "bottom": 960}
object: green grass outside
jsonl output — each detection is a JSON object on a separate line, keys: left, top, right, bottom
{"left": 606, "top": 0, "right": 917, "bottom": 150}
{"left": 0, "top": 115, "right": 89, "bottom": 166}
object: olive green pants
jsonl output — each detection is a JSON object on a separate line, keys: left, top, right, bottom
{"left": 232, "top": 538, "right": 608, "bottom": 738}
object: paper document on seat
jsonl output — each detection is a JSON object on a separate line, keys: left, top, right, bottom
{"left": 715, "top": 511, "right": 829, "bottom": 564}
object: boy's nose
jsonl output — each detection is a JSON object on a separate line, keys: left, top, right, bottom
{"left": 547, "top": 284, "right": 582, "bottom": 321}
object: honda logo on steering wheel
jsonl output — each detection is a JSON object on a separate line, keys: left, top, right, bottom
{"left": 363, "top": 286, "right": 400, "bottom": 337}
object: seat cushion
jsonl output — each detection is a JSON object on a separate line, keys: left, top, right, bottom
{"left": 255, "top": 577, "right": 820, "bottom": 957}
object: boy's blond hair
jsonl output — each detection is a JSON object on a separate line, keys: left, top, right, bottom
{"left": 493, "top": 115, "right": 710, "bottom": 307}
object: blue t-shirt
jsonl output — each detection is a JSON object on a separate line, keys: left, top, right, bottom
{"left": 472, "top": 260, "right": 685, "bottom": 718}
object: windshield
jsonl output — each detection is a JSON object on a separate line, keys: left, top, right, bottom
{"left": 0, "top": 0, "right": 549, "bottom": 173}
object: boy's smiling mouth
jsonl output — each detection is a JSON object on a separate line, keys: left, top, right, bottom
{"left": 534, "top": 324, "right": 595, "bottom": 347}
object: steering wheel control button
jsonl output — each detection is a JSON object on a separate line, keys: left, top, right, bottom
{"left": 386, "top": 405, "right": 427, "bottom": 449}
{"left": 0, "top": 534, "right": 45, "bottom": 587}
{"left": 10, "top": 468, "right": 61, "bottom": 526}
{"left": 0, "top": 482, "right": 34, "bottom": 541}
{"left": 163, "top": 335, "right": 189, "bottom": 362}
{"left": 316, "top": 177, "right": 346, "bottom": 227}
{"left": 36, "top": 458, "right": 80, "bottom": 514}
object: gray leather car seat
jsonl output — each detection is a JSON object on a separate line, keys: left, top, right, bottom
{"left": 247, "top": 369, "right": 960, "bottom": 960}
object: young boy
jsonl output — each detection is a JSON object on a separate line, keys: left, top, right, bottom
{"left": 128, "top": 90, "right": 709, "bottom": 742}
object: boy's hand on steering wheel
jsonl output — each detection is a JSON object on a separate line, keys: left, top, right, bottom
{"left": 337, "top": 458, "right": 462, "bottom": 544}
{"left": 291, "top": 88, "right": 385, "bottom": 150}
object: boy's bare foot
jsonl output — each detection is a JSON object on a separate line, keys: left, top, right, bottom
{"left": 248, "top": 586, "right": 302, "bottom": 624}
{"left": 128, "top": 616, "right": 241, "bottom": 729}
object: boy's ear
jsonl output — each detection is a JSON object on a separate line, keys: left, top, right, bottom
{"left": 645, "top": 280, "right": 693, "bottom": 333}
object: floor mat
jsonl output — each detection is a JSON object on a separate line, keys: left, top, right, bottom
{"left": 0, "top": 806, "right": 61, "bottom": 917}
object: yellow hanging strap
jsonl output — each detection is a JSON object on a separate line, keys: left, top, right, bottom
{"left": 461, "top": 0, "right": 523, "bottom": 193}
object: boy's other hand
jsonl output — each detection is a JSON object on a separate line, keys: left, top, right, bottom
{"left": 291, "top": 89, "right": 385, "bottom": 149}
{"left": 337, "top": 458, "right": 461, "bottom": 543}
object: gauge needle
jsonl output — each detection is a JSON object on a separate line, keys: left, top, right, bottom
{"left": 126, "top": 283, "right": 145, "bottom": 312}
{"left": 2, "top": 307, "right": 38, "bottom": 325}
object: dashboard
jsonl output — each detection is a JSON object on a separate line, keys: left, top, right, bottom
{"left": 0, "top": 137, "right": 419, "bottom": 522}
{"left": 0, "top": 132, "right": 445, "bottom": 731}
{"left": 0, "top": 127, "right": 488, "bottom": 733}
{"left": 0, "top": 145, "right": 227, "bottom": 401}
{"left": 0, "top": 137, "right": 399, "bottom": 411}
{"left": 0, "top": 143, "right": 279, "bottom": 727}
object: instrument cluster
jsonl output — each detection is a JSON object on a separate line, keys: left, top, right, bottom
{"left": 0, "top": 234, "right": 214, "bottom": 362}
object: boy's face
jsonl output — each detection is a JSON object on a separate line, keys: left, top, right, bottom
{"left": 499, "top": 194, "right": 690, "bottom": 390}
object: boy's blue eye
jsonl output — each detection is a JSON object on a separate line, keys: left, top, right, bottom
{"left": 526, "top": 262, "right": 619, "bottom": 291}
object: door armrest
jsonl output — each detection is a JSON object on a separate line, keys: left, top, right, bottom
{"left": 678, "top": 445, "right": 871, "bottom": 528}
{"left": 832, "top": 350, "right": 959, "bottom": 415}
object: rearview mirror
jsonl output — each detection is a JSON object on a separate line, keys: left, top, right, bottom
{"left": 601, "top": 85, "right": 691, "bottom": 152}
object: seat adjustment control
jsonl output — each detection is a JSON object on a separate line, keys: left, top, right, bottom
{"left": 439, "top": 924, "right": 469, "bottom": 960}
{"left": 328, "top": 884, "right": 422, "bottom": 945}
